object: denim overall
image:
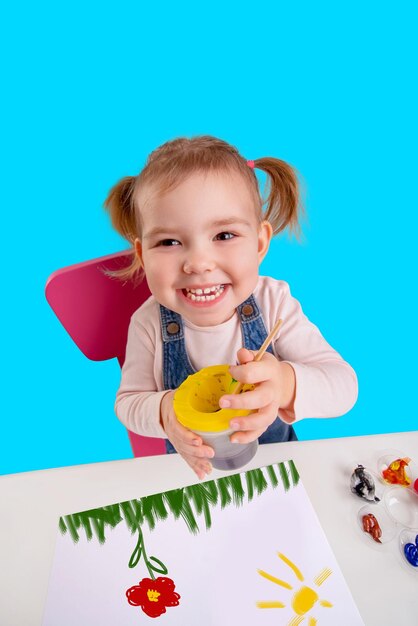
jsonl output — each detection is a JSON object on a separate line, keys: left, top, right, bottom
{"left": 160, "top": 293, "right": 297, "bottom": 454}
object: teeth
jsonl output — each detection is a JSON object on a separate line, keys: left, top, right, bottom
{"left": 185, "top": 285, "right": 225, "bottom": 302}
{"left": 187, "top": 285, "right": 221, "bottom": 294}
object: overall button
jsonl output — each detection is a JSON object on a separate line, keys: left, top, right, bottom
{"left": 242, "top": 304, "right": 254, "bottom": 317}
{"left": 167, "top": 322, "right": 180, "bottom": 335}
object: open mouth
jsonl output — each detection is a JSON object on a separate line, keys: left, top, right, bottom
{"left": 182, "top": 284, "right": 226, "bottom": 302}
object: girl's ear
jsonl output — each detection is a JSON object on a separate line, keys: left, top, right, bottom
{"left": 134, "top": 238, "right": 144, "bottom": 268}
{"left": 257, "top": 220, "right": 273, "bottom": 263}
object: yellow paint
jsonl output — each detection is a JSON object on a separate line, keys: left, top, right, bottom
{"left": 256, "top": 601, "right": 285, "bottom": 608}
{"left": 313, "top": 567, "right": 332, "bottom": 586}
{"left": 291, "top": 586, "right": 318, "bottom": 615}
{"left": 257, "top": 569, "right": 293, "bottom": 589}
{"left": 147, "top": 589, "right": 160, "bottom": 602}
{"left": 278, "top": 552, "right": 304, "bottom": 582}
{"left": 257, "top": 553, "right": 334, "bottom": 624}
{"left": 173, "top": 365, "right": 254, "bottom": 432}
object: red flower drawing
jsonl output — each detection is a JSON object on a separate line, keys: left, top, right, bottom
{"left": 126, "top": 576, "right": 181, "bottom": 618}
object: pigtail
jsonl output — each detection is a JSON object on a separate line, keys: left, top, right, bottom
{"left": 104, "top": 176, "right": 138, "bottom": 241}
{"left": 255, "top": 157, "right": 302, "bottom": 236}
{"left": 103, "top": 176, "right": 143, "bottom": 281}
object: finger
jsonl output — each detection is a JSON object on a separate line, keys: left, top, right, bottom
{"left": 176, "top": 440, "right": 215, "bottom": 459}
{"left": 229, "top": 405, "right": 277, "bottom": 432}
{"left": 236, "top": 347, "right": 256, "bottom": 365}
{"left": 172, "top": 421, "right": 203, "bottom": 447}
{"left": 165, "top": 418, "right": 208, "bottom": 451}
{"left": 197, "top": 460, "right": 213, "bottom": 476}
{"left": 230, "top": 428, "right": 265, "bottom": 444}
{"left": 229, "top": 360, "right": 273, "bottom": 386}
{"left": 193, "top": 463, "right": 207, "bottom": 480}
{"left": 219, "top": 383, "right": 274, "bottom": 410}
{"left": 184, "top": 456, "right": 213, "bottom": 480}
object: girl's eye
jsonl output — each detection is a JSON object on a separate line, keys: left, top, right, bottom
{"left": 215, "top": 232, "right": 235, "bottom": 241}
{"left": 158, "top": 239, "right": 181, "bottom": 247}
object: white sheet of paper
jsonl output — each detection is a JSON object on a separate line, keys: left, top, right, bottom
{"left": 43, "top": 462, "right": 364, "bottom": 625}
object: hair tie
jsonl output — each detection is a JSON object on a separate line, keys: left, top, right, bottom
{"left": 246, "top": 160, "right": 255, "bottom": 169}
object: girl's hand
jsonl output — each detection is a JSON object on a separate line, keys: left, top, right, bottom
{"left": 219, "top": 348, "right": 296, "bottom": 444}
{"left": 160, "top": 390, "right": 215, "bottom": 480}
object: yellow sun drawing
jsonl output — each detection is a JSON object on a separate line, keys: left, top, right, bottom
{"left": 257, "top": 552, "right": 333, "bottom": 625}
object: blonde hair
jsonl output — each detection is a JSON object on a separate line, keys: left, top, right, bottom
{"left": 104, "top": 135, "right": 303, "bottom": 280}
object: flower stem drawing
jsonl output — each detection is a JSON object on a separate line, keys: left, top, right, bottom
{"left": 128, "top": 524, "right": 168, "bottom": 576}
{"left": 127, "top": 523, "right": 179, "bottom": 618}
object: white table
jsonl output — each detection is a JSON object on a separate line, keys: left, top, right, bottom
{"left": 1, "top": 431, "right": 417, "bottom": 626}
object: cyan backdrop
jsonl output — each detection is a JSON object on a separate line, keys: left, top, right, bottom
{"left": 1, "top": 2, "right": 416, "bottom": 475}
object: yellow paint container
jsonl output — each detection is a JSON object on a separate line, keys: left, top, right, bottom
{"left": 173, "top": 364, "right": 258, "bottom": 470}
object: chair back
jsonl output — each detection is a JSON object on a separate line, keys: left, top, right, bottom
{"left": 45, "top": 250, "right": 166, "bottom": 457}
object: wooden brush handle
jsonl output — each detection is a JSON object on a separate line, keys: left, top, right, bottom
{"left": 232, "top": 318, "right": 283, "bottom": 396}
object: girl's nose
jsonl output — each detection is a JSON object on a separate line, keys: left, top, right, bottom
{"left": 183, "top": 249, "right": 216, "bottom": 274}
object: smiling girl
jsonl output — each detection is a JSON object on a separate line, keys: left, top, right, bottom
{"left": 105, "top": 136, "right": 357, "bottom": 478}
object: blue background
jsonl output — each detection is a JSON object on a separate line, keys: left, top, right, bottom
{"left": 1, "top": 2, "right": 416, "bottom": 475}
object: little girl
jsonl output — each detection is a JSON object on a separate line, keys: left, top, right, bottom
{"left": 105, "top": 135, "right": 358, "bottom": 479}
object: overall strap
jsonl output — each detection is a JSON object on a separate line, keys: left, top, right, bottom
{"left": 159, "top": 304, "right": 195, "bottom": 390}
{"left": 236, "top": 294, "right": 274, "bottom": 355}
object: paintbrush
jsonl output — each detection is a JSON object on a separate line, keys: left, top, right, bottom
{"left": 231, "top": 318, "right": 283, "bottom": 395}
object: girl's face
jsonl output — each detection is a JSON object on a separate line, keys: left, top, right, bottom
{"left": 135, "top": 171, "right": 272, "bottom": 327}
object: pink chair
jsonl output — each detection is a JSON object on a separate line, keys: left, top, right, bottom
{"left": 45, "top": 250, "right": 167, "bottom": 457}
